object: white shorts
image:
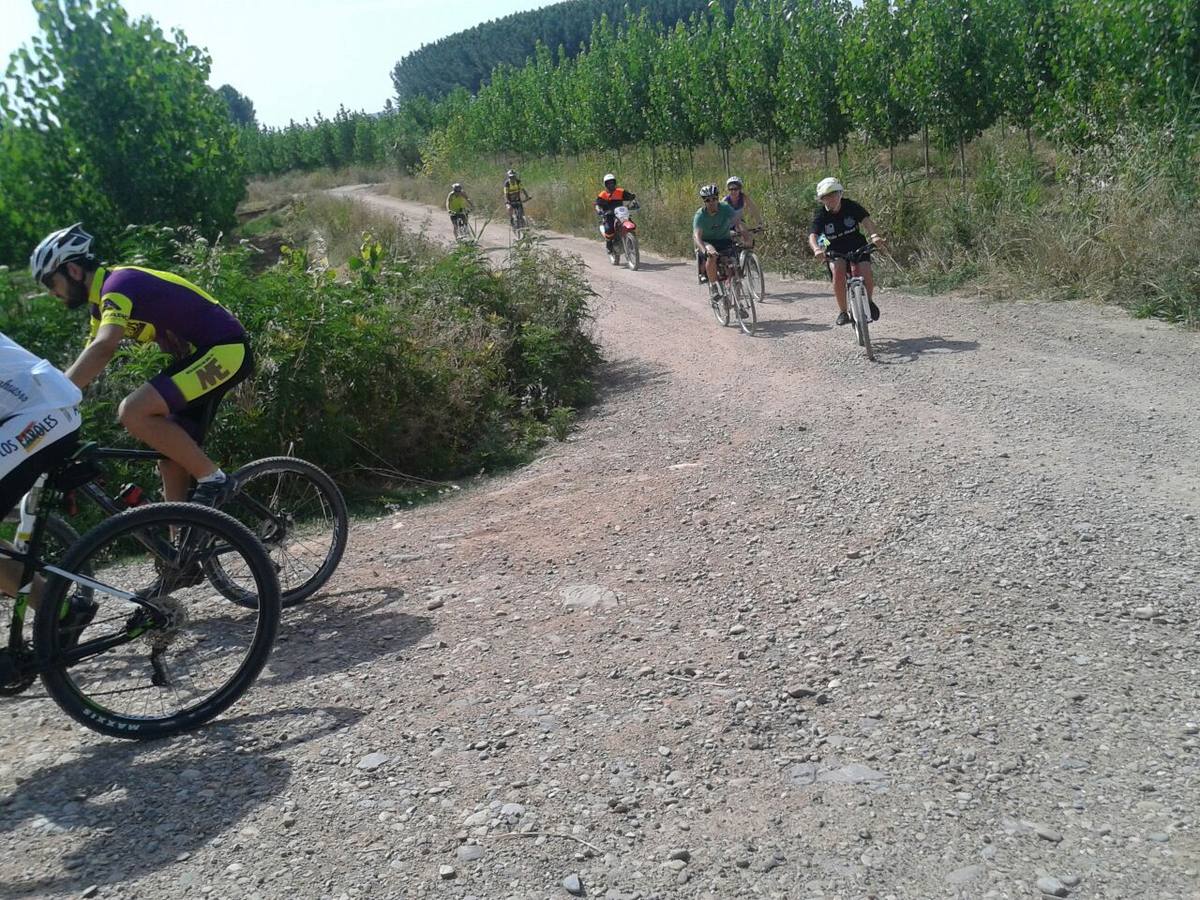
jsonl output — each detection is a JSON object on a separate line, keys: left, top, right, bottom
{"left": 0, "top": 406, "right": 81, "bottom": 515}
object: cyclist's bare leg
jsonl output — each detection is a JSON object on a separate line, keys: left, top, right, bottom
{"left": 157, "top": 458, "right": 193, "bottom": 503}
{"left": 705, "top": 253, "right": 719, "bottom": 284}
{"left": 119, "top": 385, "right": 218, "bottom": 499}
{"left": 831, "top": 260, "right": 849, "bottom": 313}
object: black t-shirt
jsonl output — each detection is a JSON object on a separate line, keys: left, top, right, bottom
{"left": 809, "top": 198, "right": 870, "bottom": 253}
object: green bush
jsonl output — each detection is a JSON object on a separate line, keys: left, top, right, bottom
{"left": 0, "top": 224, "right": 600, "bottom": 499}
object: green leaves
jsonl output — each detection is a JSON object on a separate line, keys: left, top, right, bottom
{"left": 0, "top": 0, "right": 244, "bottom": 265}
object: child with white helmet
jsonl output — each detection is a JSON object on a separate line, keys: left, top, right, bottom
{"left": 808, "top": 178, "right": 886, "bottom": 327}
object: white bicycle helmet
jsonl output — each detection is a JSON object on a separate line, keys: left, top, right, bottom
{"left": 816, "top": 177, "right": 844, "bottom": 199}
{"left": 451, "top": 182, "right": 463, "bottom": 191}
{"left": 30, "top": 223, "right": 94, "bottom": 284}
{"left": 726, "top": 175, "right": 743, "bottom": 188}
{"left": 699, "top": 183, "right": 720, "bottom": 199}
{"left": 506, "top": 169, "right": 517, "bottom": 178}
{"left": 602, "top": 173, "right": 616, "bottom": 186}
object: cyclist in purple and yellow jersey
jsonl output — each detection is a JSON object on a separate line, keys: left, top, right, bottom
{"left": 31, "top": 224, "right": 252, "bottom": 507}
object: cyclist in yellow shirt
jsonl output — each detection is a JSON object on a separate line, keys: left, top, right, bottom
{"left": 446, "top": 183, "right": 472, "bottom": 234}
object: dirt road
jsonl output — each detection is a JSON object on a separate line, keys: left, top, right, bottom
{"left": 2, "top": 185, "right": 1197, "bottom": 900}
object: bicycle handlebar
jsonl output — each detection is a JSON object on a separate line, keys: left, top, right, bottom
{"left": 822, "top": 241, "right": 877, "bottom": 263}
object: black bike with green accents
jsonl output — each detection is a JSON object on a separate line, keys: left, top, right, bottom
{"left": 55, "top": 448, "right": 348, "bottom": 608}
{"left": 2, "top": 453, "right": 281, "bottom": 739}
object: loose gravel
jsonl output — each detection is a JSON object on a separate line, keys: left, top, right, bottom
{"left": 1, "top": 185, "right": 1196, "bottom": 900}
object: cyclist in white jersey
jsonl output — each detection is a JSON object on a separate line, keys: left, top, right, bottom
{"left": 0, "top": 332, "right": 83, "bottom": 613}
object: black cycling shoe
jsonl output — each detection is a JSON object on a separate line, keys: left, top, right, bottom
{"left": 190, "top": 475, "right": 236, "bottom": 508}
{"left": 869, "top": 300, "right": 880, "bottom": 322}
{"left": 59, "top": 594, "right": 98, "bottom": 652}
{"left": 835, "top": 310, "right": 852, "bottom": 326}
{"left": 143, "top": 560, "right": 205, "bottom": 597}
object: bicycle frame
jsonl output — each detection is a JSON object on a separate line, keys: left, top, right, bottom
{"left": 2, "top": 475, "right": 163, "bottom": 683}
{"left": 64, "top": 445, "right": 284, "bottom": 545}
{"left": 825, "top": 244, "right": 877, "bottom": 360}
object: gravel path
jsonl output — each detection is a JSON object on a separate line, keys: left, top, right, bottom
{"left": 1, "top": 185, "right": 1197, "bottom": 900}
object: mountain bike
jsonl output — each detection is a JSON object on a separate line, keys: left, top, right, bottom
{"left": 49, "top": 446, "right": 347, "bottom": 609}
{"left": 1, "top": 444, "right": 281, "bottom": 739}
{"left": 451, "top": 212, "right": 472, "bottom": 243}
{"left": 708, "top": 248, "right": 756, "bottom": 335}
{"left": 508, "top": 197, "right": 529, "bottom": 239}
{"left": 737, "top": 227, "right": 766, "bottom": 304}
{"left": 825, "top": 243, "right": 878, "bottom": 361}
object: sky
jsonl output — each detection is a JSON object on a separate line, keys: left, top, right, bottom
{"left": 0, "top": 0, "right": 557, "bottom": 127}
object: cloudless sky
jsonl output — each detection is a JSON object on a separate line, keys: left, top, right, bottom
{"left": 0, "top": 0, "right": 557, "bottom": 127}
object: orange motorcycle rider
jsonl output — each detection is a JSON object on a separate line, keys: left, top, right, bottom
{"left": 594, "top": 174, "right": 637, "bottom": 254}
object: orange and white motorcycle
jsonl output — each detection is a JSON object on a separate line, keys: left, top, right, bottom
{"left": 597, "top": 200, "right": 640, "bottom": 271}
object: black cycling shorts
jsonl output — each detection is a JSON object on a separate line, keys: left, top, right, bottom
{"left": 150, "top": 339, "right": 254, "bottom": 444}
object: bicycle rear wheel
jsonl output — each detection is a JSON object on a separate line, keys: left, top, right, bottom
{"left": 742, "top": 251, "right": 765, "bottom": 303}
{"left": 35, "top": 503, "right": 280, "bottom": 740}
{"left": 212, "top": 456, "right": 348, "bottom": 608}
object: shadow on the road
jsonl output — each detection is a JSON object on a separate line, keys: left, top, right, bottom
{"left": 627, "top": 260, "right": 675, "bottom": 272}
{"left": 761, "top": 290, "right": 823, "bottom": 304}
{"left": 593, "top": 357, "right": 672, "bottom": 401}
{"left": 0, "top": 705, "right": 363, "bottom": 898}
{"left": 753, "top": 318, "right": 832, "bottom": 338}
{"left": 263, "top": 591, "right": 433, "bottom": 687}
{"left": 873, "top": 335, "right": 980, "bottom": 363}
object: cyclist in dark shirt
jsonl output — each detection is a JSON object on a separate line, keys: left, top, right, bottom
{"left": 31, "top": 224, "right": 252, "bottom": 507}
{"left": 808, "top": 177, "right": 886, "bottom": 327}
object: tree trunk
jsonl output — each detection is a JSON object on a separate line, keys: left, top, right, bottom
{"left": 888, "top": 143, "right": 895, "bottom": 170}
{"left": 923, "top": 125, "right": 931, "bottom": 178}
{"left": 822, "top": 145, "right": 829, "bottom": 168}
{"left": 958, "top": 134, "right": 967, "bottom": 191}
{"left": 1025, "top": 126, "right": 1033, "bottom": 155}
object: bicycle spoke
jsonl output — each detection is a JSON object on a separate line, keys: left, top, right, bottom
{"left": 37, "top": 504, "right": 279, "bottom": 739}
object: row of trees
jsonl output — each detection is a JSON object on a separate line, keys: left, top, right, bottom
{"left": 238, "top": 101, "right": 433, "bottom": 178}
{"left": 390, "top": 0, "right": 733, "bottom": 100}
{"left": 0, "top": 0, "right": 244, "bottom": 267}
{"left": 244, "top": 0, "right": 1198, "bottom": 182}
{"left": 431, "top": 0, "right": 1198, "bottom": 174}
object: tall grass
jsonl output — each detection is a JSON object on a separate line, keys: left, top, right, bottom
{"left": 384, "top": 126, "right": 1198, "bottom": 326}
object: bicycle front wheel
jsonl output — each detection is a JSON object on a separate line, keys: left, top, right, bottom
{"left": 711, "top": 283, "right": 730, "bottom": 327}
{"left": 849, "top": 282, "right": 874, "bottom": 360}
{"left": 743, "top": 252, "right": 765, "bottom": 303}
{"left": 733, "top": 278, "right": 757, "bottom": 336}
{"left": 623, "top": 233, "right": 639, "bottom": 271}
{"left": 214, "top": 457, "right": 349, "bottom": 607}
{"left": 35, "top": 503, "right": 281, "bottom": 740}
